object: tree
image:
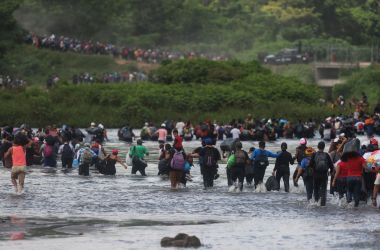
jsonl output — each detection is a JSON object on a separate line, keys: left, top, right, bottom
{"left": 0, "top": 0, "right": 22, "bottom": 58}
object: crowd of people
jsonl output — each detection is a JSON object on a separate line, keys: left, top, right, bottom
{"left": 1, "top": 103, "right": 380, "bottom": 209}
{"left": 0, "top": 75, "right": 27, "bottom": 89}
{"left": 72, "top": 71, "right": 148, "bottom": 84}
{"left": 25, "top": 33, "right": 229, "bottom": 63}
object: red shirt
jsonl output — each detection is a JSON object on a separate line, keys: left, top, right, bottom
{"left": 337, "top": 161, "right": 348, "bottom": 178}
{"left": 346, "top": 156, "right": 366, "bottom": 177}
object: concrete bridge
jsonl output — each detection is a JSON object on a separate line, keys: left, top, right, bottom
{"left": 314, "top": 62, "right": 371, "bottom": 87}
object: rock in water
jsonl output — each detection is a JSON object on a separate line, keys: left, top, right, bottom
{"left": 160, "top": 237, "right": 173, "bottom": 247}
{"left": 184, "top": 236, "right": 201, "bottom": 247}
{"left": 161, "top": 233, "right": 201, "bottom": 248}
{"left": 174, "top": 233, "right": 189, "bottom": 240}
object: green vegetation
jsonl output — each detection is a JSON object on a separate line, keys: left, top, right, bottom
{"left": 14, "top": 0, "right": 380, "bottom": 52}
{"left": 0, "top": 45, "right": 138, "bottom": 84}
{"left": 0, "top": 59, "right": 330, "bottom": 127}
{"left": 150, "top": 59, "right": 269, "bottom": 84}
{"left": 334, "top": 65, "right": 380, "bottom": 103}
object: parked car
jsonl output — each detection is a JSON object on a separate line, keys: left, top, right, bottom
{"left": 263, "top": 48, "right": 310, "bottom": 64}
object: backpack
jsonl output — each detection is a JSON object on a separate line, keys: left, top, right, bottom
{"left": 171, "top": 150, "right": 185, "bottom": 170}
{"left": 44, "top": 144, "right": 53, "bottom": 158}
{"left": 314, "top": 152, "right": 329, "bottom": 172}
{"left": 302, "top": 157, "right": 313, "bottom": 177}
{"left": 81, "top": 149, "right": 93, "bottom": 164}
{"left": 62, "top": 144, "right": 73, "bottom": 159}
{"left": 265, "top": 176, "right": 279, "bottom": 191}
{"left": 254, "top": 150, "right": 269, "bottom": 169}
{"left": 204, "top": 147, "right": 217, "bottom": 167}
{"left": 235, "top": 150, "right": 246, "bottom": 165}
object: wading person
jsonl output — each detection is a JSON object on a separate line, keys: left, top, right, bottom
{"left": 251, "top": 141, "right": 278, "bottom": 189}
{"left": 272, "top": 142, "right": 294, "bottom": 192}
{"left": 5, "top": 138, "right": 27, "bottom": 194}
{"left": 129, "top": 139, "right": 149, "bottom": 176}
{"left": 309, "top": 141, "right": 334, "bottom": 206}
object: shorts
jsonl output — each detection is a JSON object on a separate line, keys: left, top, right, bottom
{"left": 11, "top": 166, "right": 26, "bottom": 179}
{"left": 374, "top": 173, "right": 380, "bottom": 185}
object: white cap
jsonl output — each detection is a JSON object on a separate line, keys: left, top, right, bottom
{"left": 339, "top": 133, "right": 345, "bottom": 137}
{"left": 333, "top": 138, "right": 339, "bottom": 143}
{"left": 90, "top": 122, "right": 96, "bottom": 127}
{"left": 161, "top": 123, "right": 166, "bottom": 127}
{"left": 98, "top": 124, "right": 104, "bottom": 129}
{"left": 299, "top": 138, "right": 307, "bottom": 145}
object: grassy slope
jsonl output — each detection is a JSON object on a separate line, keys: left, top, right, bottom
{"left": 2, "top": 45, "right": 139, "bottom": 84}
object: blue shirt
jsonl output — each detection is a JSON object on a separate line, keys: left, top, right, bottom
{"left": 250, "top": 149, "right": 278, "bottom": 161}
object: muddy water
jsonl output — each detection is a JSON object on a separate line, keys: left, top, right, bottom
{"left": 0, "top": 130, "right": 379, "bottom": 249}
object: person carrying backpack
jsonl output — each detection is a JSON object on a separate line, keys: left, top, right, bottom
{"left": 293, "top": 138, "right": 307, "bottom": 187}
{"left": 230, "top": 141, "right": 248, "bottom": 192}
{"left": 129, "top": 139, "right": 149, "bottom": 176}
{"left": 58, "top": 139, "right": 74, "bottom": 169}
{"left": 273, "top": 142, "right": 294, "bottom": 192}
{"left": 194, "top": 138, "right": 221, "bottom": 188}
{"left": 40, "top": 136, "right": 57, "bottom": 168}
{"left": 77, "top": 144, "right": 97, "bottom": 176}
{"left": 99, "top": 149, "right": 128, "bottom": 175}
{"left": 170, "top": 146, "right": 186, "bottom": 189}
{"left": 295, "top": 147, "right": 315, "bottom": 202}
{"left": 309, "top": 141, "right": 334, "bottom": 206}
{"left": 250, "top": 141, "right": 278, "bottom": 189}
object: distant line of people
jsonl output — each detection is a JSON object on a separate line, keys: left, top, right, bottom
{"left": 25, "top": 33, "right": 229, "bottom": 63}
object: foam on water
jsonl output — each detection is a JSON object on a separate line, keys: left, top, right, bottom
{"left": 0, "top": 130, "right": 379, "bottom": 249}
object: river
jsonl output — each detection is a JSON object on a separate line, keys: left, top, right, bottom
{"left": 0, "top": 130, "right": 379, "bottom": 249}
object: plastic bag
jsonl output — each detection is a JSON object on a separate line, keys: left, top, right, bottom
{"left": 126, "top": 153, "right": 132, "bottom": 166}
{"left": 227, "top": 154, "right": 236, "bottom": 169}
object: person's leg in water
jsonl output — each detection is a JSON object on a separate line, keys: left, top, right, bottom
{"left": 246, "top": 173, "right": 254, "bottom": 186}
{"left": 293, "top": 167, "right": 299, "bottom": 187}
{"left": 282, "top": 173, "right": 290, "bottom": 192}
{"left": 337, "top": 177, "right": 347, "bottom": 199}
{"left": 11, "top": 172, "right": 18, "bottom": 192}
{"left": 303, "top": 176, "right": 313, "bottom": 201}
{"left": 372, "top": 174, "right": 380, "bottom": 207}
{"left": 314, "top": 176, "right": 328, "bottom": 206}
{"left": 83, "top": 163, "right": 90, "bottom": 176}
{"left": 18, "top": 172, "right": 25, "bottom": 192}
{"left": 313, "top": 177, "right": 321, "bottom": 203}
{"left": 131, "top": 163, "right": 138, "bottom": 174}
{"left": 353, "top": 177, "right": 362, "bottom": 207}
{"left": 138, "top": 166, "right": 147, "bottom": 176}
{"left": 226, "top": 168, "right": 233, "bottom": 186}
{"left": 203, "top": 167, "right": 214, "bottom": 188}
{"left": 237, "top": 168, "right": 245, "bottom": 191}
{"left": 275, "top": 170, "right": 282, "bottom": 191}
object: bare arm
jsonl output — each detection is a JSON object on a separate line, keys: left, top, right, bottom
{"left": 4, "top": 147, "right": 12, "bottom": 159}
{"left": 117, "top": 156, "right": 128, "bottom": 169}
{"left": 332, "top": 165, "right": 340, "bottom": 187}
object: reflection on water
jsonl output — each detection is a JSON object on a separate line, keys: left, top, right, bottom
{"left": 0, "top": 130, "right": 379, "bottom": 249}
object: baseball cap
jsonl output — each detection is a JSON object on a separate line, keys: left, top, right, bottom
{"left": 299, "top": 138, "right": 307, "bottom": 145}
{"left": 161, "top": 123, "right": 166, "bottom": 127}
{"left": 112, "top": 149, "right": 119, "bottom": 155}
{"left": 370, "top": 138, "right": 378, "bottom": 146}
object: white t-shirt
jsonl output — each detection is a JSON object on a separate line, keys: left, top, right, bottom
{"left": 176, "top": 121, "right": 185, "bottom": 135}
{"left": 231, "top": 128, "right": 241, "bottom": 139}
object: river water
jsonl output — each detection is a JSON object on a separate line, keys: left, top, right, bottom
{"left": 0, "top": 130, "right": 379, "bottom": 249}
